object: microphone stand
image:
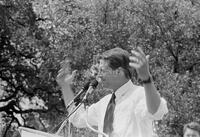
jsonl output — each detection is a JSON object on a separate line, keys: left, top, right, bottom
{"left": 55, "top": 101, "right": 108, "bottom": 137}
{"left": 55, "top": 80, "right": 108, "bottom": 137}
{"left": 55, "top": 86, "right": 95, "bottom": 135}
{"left": 55, "top": 102, "right": 83, "bottom": 135}
{"left": 51, "top": 87, "right": 86, "bottom": 135}
{"left": 65, "top": 88, "right": 86, "bottom": 109}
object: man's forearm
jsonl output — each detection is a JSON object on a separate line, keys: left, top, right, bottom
{"left": 60, "top": 83, "right": 75, "bottom": 108}
{"left": 143, "top": 81, "right": 161, "bottom": 114}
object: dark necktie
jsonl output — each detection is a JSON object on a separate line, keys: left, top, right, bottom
{"left": 103, "top": 93, "right": 116, "bottom": 136}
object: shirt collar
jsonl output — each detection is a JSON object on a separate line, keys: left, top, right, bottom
{"left": 114, "top": 80, "right": 133, "bottom": 101}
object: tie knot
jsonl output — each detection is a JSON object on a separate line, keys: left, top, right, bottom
{"left": 111, "top": 93, "right": 116, "bottom": 100}
{"left": 110, "top": 93, "right": 116, "bottom": 103}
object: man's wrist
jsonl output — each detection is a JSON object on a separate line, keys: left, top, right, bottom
{"left": 139, "top": 75, "right": 153, "bottom": 84}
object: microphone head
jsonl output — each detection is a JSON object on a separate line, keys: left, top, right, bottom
{"left": 82, "top": 81, "right": 90, "bottom": 91}
{"left": 90, "top": 79, "right": 98, "bottom": 89}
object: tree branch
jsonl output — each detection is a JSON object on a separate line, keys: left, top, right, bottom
{"left": 166, "top": 45, "right": 178, "bottom": 61}
{"left": 38, "top": 115, "right": 47, "bottom": 132}
{"left": 0, "top": 92, "right": 17, "bottom": 102}
{"left": 3, "top": 118, "right": 14, "bottom": 137}
{"left": 186, "top": 60, "right": 200, "bottom": 72}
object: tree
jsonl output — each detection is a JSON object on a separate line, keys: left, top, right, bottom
{"left": 126, "top": 0, "right": 200, "bottom": 136}
{"left": 0, "top": 0, "right": 67, "bottom": 136}
{"left": 1, "top": 0, "right": 200, "bottom": 136}
{"left": 32, "top": 0, "right": 200, "bottom": 136}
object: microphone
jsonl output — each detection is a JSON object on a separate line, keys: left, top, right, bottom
{"left": 83, "top": 79, "right": 98, "bottom": 101}
{"left": 73, "top": 79, "right": 98, "bottom": 106}
{"left": 73, "top": 81, "right": 91, "bottom": 106}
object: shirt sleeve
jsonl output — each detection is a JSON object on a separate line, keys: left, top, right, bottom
{"left": 69, "top": 102, "right": 100, "bottom": 128}
{"left": 147, "top": 97, "right": 168, "bottom": 120}
{"left": 135, "top": 97, "right": 168, "bottom": 120}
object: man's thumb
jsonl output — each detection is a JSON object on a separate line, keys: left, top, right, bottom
{"left": 146, "top": 55, "right": 150, "bottom": 62}
{"left": 71, "top": 70, "right": 77, "bottom": 77}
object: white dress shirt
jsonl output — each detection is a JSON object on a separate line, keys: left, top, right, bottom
{"left": 70, "top": 80, "right": 168, "bottom": 137}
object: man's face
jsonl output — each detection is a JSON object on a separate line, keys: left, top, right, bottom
{"left": 184, "top": 128, "right": 200, "bottom": 137}
{"left": 97, "top": 59, "right": 118, "bottom": 90}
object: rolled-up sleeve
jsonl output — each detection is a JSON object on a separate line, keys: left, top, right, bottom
{"left": 135, "top": 97, "right": 168, "bottom": 120}
{"left": 147, "top": 97, "right": 168, "bottom": 120}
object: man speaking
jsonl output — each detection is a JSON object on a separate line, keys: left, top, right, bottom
{"left": 57, "top": 47, "right": 168, "bottom": 137}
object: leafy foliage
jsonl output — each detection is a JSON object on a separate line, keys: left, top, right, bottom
{"left": 0, "top": 0, "right": 67, "bottom": 136}
{"left": 0, "top": 0, "right": 200, "bottom": 137}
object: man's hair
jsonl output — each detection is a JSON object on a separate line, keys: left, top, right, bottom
{"left": 99, "top": 47, "right": 132, "bottom": 79}
{"left": 183, "top": 122, "right": 200, "bottom": 135}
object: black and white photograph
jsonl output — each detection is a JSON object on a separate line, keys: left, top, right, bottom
{"left": 0, "top": 0, "right": 200, "bottom": 137}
